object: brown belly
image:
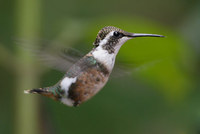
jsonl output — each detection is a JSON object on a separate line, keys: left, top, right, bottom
{"left": 68, "top": 68, "right": 109, "bottom": 106}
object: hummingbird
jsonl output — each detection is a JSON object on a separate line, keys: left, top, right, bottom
{"left": 24, "top": 26, "right": 164, "bottom": 107}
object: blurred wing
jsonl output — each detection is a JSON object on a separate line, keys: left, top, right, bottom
{"left": 111, "top": 63, "right": 132, "bottom": 78}
{"left": 111, "top": 59, "right": 163, "bottom": 78}
{"left": 38, "top": 47, "right": 84, "bottom": 72}
{"left": 15, "top": 39, "right": 84, "bottom": 72}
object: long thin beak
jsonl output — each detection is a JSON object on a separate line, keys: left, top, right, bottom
{"left": 126, "top": 33, "right": 165, "bottom": 38}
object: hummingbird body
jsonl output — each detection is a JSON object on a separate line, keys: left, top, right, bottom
{"left": 25, "top": 26, "right": 164, "bottom": 107}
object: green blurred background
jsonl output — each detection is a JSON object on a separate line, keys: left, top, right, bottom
{"left": 1, "top": 0, "right": 200, "bottom": 134}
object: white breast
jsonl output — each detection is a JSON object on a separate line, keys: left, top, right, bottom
{"left": 92, "top": 47, "right": 116, "bottom": 71}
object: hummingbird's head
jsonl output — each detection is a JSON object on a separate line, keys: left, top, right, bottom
{"left": 93, "top": 26, "right": 164, "bottom": 54}
{"left": 91, "top": 26, "right": 164, "bottom": 71}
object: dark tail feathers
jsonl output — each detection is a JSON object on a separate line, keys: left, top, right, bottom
{"left": 24, "top": 88, "right": 47, "bottom": 94}
{"left": 24, "top": 87, "right": 60, "bottom": 101}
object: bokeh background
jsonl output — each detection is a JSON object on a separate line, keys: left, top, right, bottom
{"left": 1, "top": 0, "right": 200, "bottom": 134}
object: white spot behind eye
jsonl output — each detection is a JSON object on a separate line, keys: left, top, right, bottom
{"left": 99, "top": 31, "right": 114, "bottom": 46}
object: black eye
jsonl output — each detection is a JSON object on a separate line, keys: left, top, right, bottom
{"left": 113, "top": 31, "right": 120, "bottom": 37}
